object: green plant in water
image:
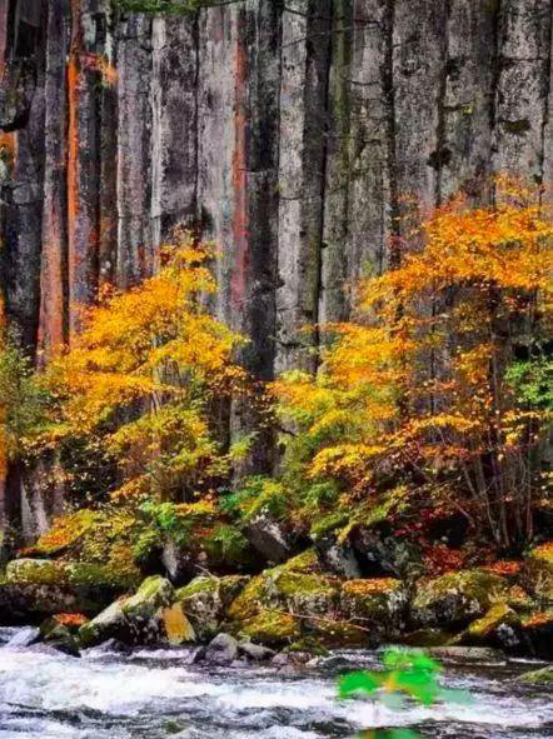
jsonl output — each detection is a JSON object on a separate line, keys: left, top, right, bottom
{"left": 339, "top": 648, "right": 471, "bottom": 739}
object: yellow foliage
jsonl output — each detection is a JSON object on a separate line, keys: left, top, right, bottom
{"left": 44, "top": 230, "right": 247, "bottom": 502}
{"left": 275, "top": 183, "right": 553, "bottom": 544}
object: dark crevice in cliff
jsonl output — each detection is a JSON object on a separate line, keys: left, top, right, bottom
{"left": 489, "top": 0, "right": 503, "bottom": 204}
{"left": 313, "top": 0, "right": 332, "bottom": 367}
{"left": 539, "top": 0, "right": 553, "bottom": 201}
{"left": 434, "top": 0, "right": 452, "bottom": 208}
{"left": 383, "top": 0, "right": 399, "bottom": 268}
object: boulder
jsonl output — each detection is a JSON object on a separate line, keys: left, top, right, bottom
{"left": 176, "top": 575, "right": 249, "bottom": 641}
{"left": 521, "top": 542, "right": 553, "bottom": 603}
{"left": 204, "top": 633, "right": 239, "bottom": 663}
{"left": 460, "top": 603, "right": 522, "bottom": 651}
{"left": 121, "top": 575, "right": 174, "bottom": 622}
{"left": 227, "top": 557, "right": 349, "bottom": 648}
{"left": 426, "top": 646, "right": 506, "bottom": 665}
{"left": 79, "top": 601, "right": 128, "bottom": 648}
{"left": 41, "top": 623, "right": 81, "bottom": 657}
{"left": 0, "top": 559, "right": 131, "bottom": 622}
{"left": 411, "top": 570, "right": 509, "bottom": 629}
{"left": 238, "top": 641, "right": 275, "bottom": 661}
{"left": 341, "top": 578, "right": 408, "bottom": 636}
{"left": 245, "top": 514, "right": 294, "bottom": 564}
{"left": 238, "top": 611, "right": 301, "bottom": 646}
{"left": 79, "top": 575, "right": 175, "bottom": 648}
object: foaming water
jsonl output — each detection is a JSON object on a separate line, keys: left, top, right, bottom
{"left": 0, "top": 628, "right": 551, "bottom": 739}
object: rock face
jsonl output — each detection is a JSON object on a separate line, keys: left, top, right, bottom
{"left": 1, "top": 1, "right": 553, "bottom": 539}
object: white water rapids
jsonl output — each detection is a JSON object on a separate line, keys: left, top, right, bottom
{"left": 0, "top": 628, "right": 551, "bottom": 738}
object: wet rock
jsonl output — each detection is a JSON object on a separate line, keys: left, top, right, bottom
{"left": 521, "top": 542, "right": 553, "bottom": 603}
{"left": 85, "top": 638, "right": 132, "bottom": 655}
{"left": 238, "top": 641, "right": 275, "bottom": 661}
{"left": 176, "top": 575, "right": 249, "bottom": 641}
{"left": 426, "top": 646, "right": 506, "bottom": 665}
{"left": 204, "top": 633, "right": 239, "bottom": 664}
{"left": 245, "top": 514, "right": 294, "bottom": 564}
{"left": 41, "top": 623, "right": 81, "bottom": 658}
{"left": 411, "top": 570, "right": 510, "bottom": 629}
{"left": 520, "top": 666, "right": 553, "bottom": 684}
{"left": 341, "top": 578, "right": 408, "bottom": 637}
{"left": 79, "top": 601, "right": 128, "bottom": 648}
{"left": 79, "top": 576, "right": 186, "bottom": 649}
{"left": 460, "top": 603, "right": 522, "bottom": 651}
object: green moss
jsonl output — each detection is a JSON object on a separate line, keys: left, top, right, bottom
{"left": 520, "top": 666, "right": 553, "bottom": 684}
{"left": 412, "top": 570, "right": 509, "bottom": 627}
{"left": 6, "top": 559, "right": 67, "bottom": 586}
{"left": 122, "top": 575, "right": 174, "bottom": 620}
{"left": 277, "top": 549, "right": 320, "bottom": 574}
{"left": 341, "top": 578, "right": 407, "bottom": 627}
{"left": 310, "top": 511, "right": 349, "bottom": 541}
{"left": 228, "top": 575, "right": 265, "bottom": 622}
{"left": 239, "top": 610, "right": 301, "bottom": 645}
{"left": 271, "top": 571, "right": 338, "bottom": 600}
{"left": 465, "top": 603, "right": 519, "bottom": 642}
{"left": 176, "top": 576, "right": 218, "bottom": 601}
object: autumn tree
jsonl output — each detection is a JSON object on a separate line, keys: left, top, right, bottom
{"left": 45, "top": 231, "right": 248, "bottom": 503}
{"left": 275, "top": 183, "right": 553, "bottom": 550}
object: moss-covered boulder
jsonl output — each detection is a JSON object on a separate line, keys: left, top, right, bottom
{"left": 225, "top": 553, "right": 374, "bottom": 649}
{"left": 521, "top": 542, "right": 553, "bottom": 603}
{"left": 79, "top": 576, "right": 175, "bottom": 647}
{"left": 520, "top": 666, "right": 553, "bottom": 684}
{"left": 341, "top": 578, "right": 408, "bottom": 636}
{"left": 121, "top": 575, "right": 174, "bottom": 621}
{"left": 460, "top": 603, "right": 522, "bottom": 651}
{"left": 239, "top": 611, "right": 301, "bottom": 645}
{"left": 79, "top": 600, "right": 128, "bottom": 648}
{"left": 411, "top": 570, "right": 509, "bottom": 629}
{"left": 0, "top": 558, "right": 134, "bottom": 621}
{"left": 176, "top": 575, "right": 249, "bottom": 640}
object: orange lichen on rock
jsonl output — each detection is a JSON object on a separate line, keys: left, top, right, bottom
{"left": 54, "top": 612, "right": 89, "bottom": 628}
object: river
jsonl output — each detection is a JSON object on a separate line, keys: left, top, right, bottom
{"left": 0, "top": 627, "right": 551, "bottom": 739}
